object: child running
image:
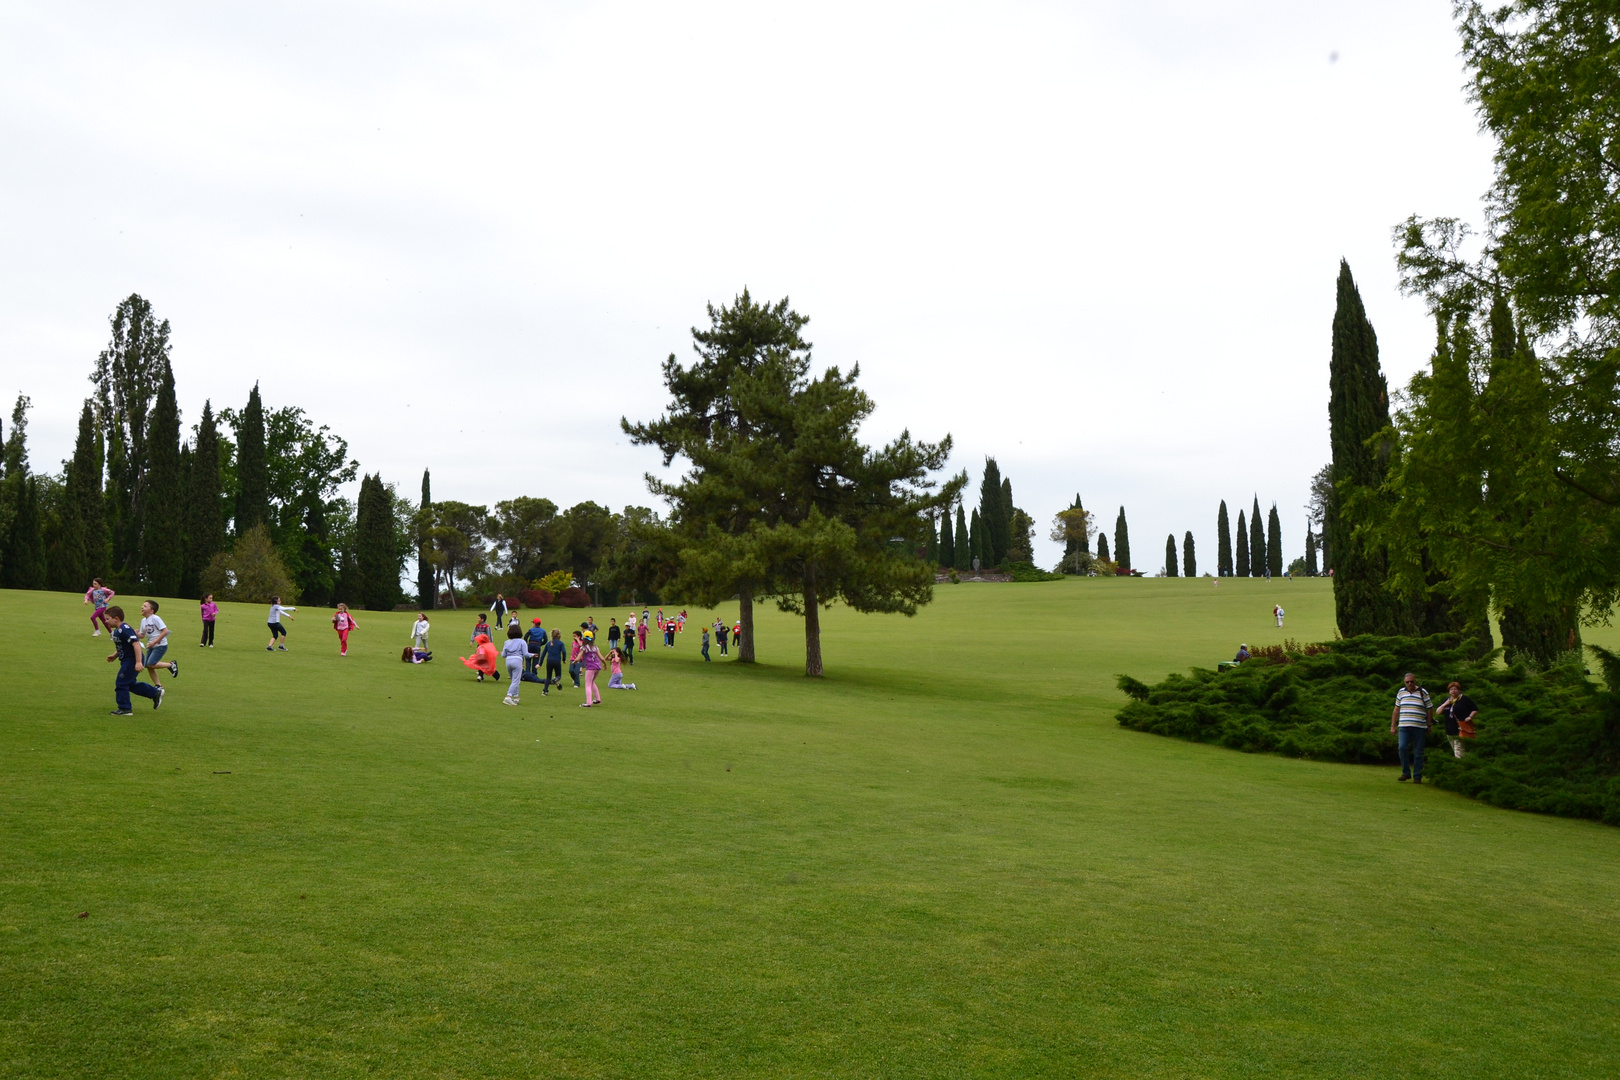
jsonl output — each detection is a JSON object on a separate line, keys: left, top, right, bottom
{"left": 524, "top": 617, "right": 547, "bottom": 682}
{"left": 332, "top": 604, "right": 358, "bottom": 655}
{"left": 500, "top": 623, "right": 528, "bottom": 705}
{"left": 139, "top": 601, "right": 179, "bottom": 686}
{"left": 579, "top": 630, "right": 603, "bottom": 707}
{"left": 199, "top": 594, "right": 218, "bottom": 647}
{"left": 266, "top": 597, "right": 296, "bottom": 651}
{"left": 607, "top": 647, "right": 636, "bottom": 690}
{"left": 85, "top": 579, "right": 116, "bottom": 636}
{"left": 638, "top": 616, "right": 648, "bottom": 651}
{"left": 543, "top": 628, "right": 566, "bottom": 695}
{"left": 568, "top": 630, "right": 584, "bottom": 689}
{"left": 105, "top": 606, "right": 162, "bottom": 713}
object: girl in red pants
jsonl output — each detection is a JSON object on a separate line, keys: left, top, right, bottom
{"left": 332, "top": 604, "right": 359, "bottom": 655}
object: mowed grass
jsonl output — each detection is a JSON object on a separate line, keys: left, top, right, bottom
{"left": 2, "top": 579, "right": 1618, "bottom": 1079}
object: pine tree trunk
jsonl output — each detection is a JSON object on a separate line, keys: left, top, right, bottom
{"left": 803, "top": 565, "right": 822, "bottom": 677}
{"left": 737, "top": 580, "right": 756, "bottom": 663}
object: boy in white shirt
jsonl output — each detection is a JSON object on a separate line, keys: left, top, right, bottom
{"left": 138, "top": 600, "right": 179, "bottom": 687}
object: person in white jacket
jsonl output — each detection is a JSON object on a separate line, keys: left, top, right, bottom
{"left": 1274, "top": 604, "right": 1285, "bottom": 627}
{"left": 411, "top": 613, "right": 431, "bottom": 650}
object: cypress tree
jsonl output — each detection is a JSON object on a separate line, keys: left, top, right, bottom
{"left": 1236, "top": 509, "right": 1249, "bottom": 576}
{"left": 1097, "top": 532, "right": 1111, "bottom": 563}
{"left": 235, "top": 383, "right": 269, "bottom": 536}
{"left": 184, "top": 401, "right": 224, "bottom": 598}
{"left": 999, "top": 476, "right": 1014, "bottom": 563}
{"left": 66, "top": 400, "right": 107, "bottom": 581}
{"left": 1305, "top": 528, "right": 1318, "bottom": 576}
{"left": 3, "top": 477, "right": 47, "bottom": 589}
{"left": 416, "top": 468, "right": 436, "bottom": 607}
{"left": 978, "top": 458, "right": 1005, "bottom": 565}
{"left": 1113, "top": 507, "right": 1131, "bottom": 572}
{"left": 104, "top": 428, "right": 127, "bottom": 579}
{"left": 925, "top": 512, "right": 939, "bottom": 565}
{"left": 1267, "top": 503, "right": 1283, "bottom": 578}
{"left": 952, "top": 503, "right": 970, "bottom": 571}
{"left": 355, "top": 473, "right": 398, "bottom": 610}
{"left": 940, "top": 505, "right": 956, "bottom": 568}
{"left": 139, "top": 361, "right": 185, "bottom": 595}
{"left": 1327, "top": 260, "right": 1405, "bottom": 635}
{"left": 1183, "top": 531, "right": 1197, "bottom": 578}
{"left": 1164, "top": 534, "right": 1178, "bottom": 577}
{"left": 968, "top": 508, "right": 984, "bottom": 569}
{"left": 1249, "top": 496, "right": 1266, "bottom": 577}
{"left": 1217, "top": 501, "right": 1232, "bottom": 576}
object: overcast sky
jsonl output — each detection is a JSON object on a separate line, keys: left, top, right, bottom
{"left": 0, "top": 0, "right": 1495, "bottom": 572}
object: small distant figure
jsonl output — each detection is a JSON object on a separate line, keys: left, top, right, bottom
{"left": 732, "top": 621, "right": 742, "bottom": 650}
{"left": 607, "top": 647, "right": 637, "bottom": 690}
{"left": 1234, "top": 643, "right": 1250, "bottom": 663}
{"left": 664, "top": 620, "right": 675, "bottom": 648}
{"left": 622, "top": 618, "right": 636, "bottom": 665}
{"left": 524, "top": 618, "right": 548, "bottom": 682}
{"left": 1274, "top": 604, "right": 1285, "bottom": 627}
{"left": 266, "top": 597, "right": 296, "bottom": 652}
{"left": 199, "top": 594, "right": 218, "bottom": 647}
{"left": 716, "top": 619, "right": 729, "bottom": 656}
{"left": 489, "top": 593, "right": 509, "bottom": 629}
{"left": 701, "top": 625, "right": 711, "bottom": 661}
{"left": 411, "top": 612, "right": 431, "bottom": 652}
{"left": 471, "top": 613, "right": 491, "bottom": 645}
{"left": 1436, "top": 681, "right": 1478, "bottom": 758}
{"left": 677, "top": 609, "right": 688, "bottom": 632}
{"left": 332, "top": 604, "right": 359, "bottom": 656}
{"left": 86, "top": 578, "right": 117, "bottom": 636}
{"left": 1391, "top": 672, "right": 1434, "bottom": 783}
{"left": 500, "top": 623, "right": 528, "bottom": 705}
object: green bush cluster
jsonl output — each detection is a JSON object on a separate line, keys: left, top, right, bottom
{"left": 1003, "top": 560, "right": 1063, "bottom": 582}
{"left": 1116, "top": 635, "right": 1620, "bottom": 824}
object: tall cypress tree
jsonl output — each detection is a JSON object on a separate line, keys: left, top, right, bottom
{"left": 968, "top": 508, "right": 984, "bottom": 569}
{"left": 355, "top": 473, "right": 398, "bottom": 611}
{"left": 1236, "top": 509, "right": 1250, "bottom": 576}
{"left": 1217, "top": 500, "right": 1232, "bottom": 576}
{"left": 940, "top": 505, "right": 956, "bottom": 569}
{"left": 925, "top": 512, "right": 939, "bottom": 565}
{"left": 235, "top": 383, "right": 269, "bottom": 536}
{"left": 1267, "top": 503, "right": 1283, "bottom": 578}
{"left": 1062, "top": 494, "right": 1090, "bottom": 566}
{"left": 1114, "top": 507, "right": 1131, "bottom": 572}
{"left": 139, "top": 361, "right": 185, "bottom": 595}
{"left": 1097, "top": 532, "right": 1111, "bottom": 563}
{"left": 92, "top": 295, "right": 170, "bottom": 579}
{"left": 952, "top": 503, "right": 970, "bottom": 571}
{"left": 184, "top": 401, "right": 224, "bottom": 598}
{"left": 66, "top": 400, "right": 107, "bottom": 581}
{"left": 978, "top": 458, "right": 1005, "bottom": 565}
{"left": 1164, "top": 534, "right": 1178, "bottom": 577}
{"left": 1183, "top": 531, "right": 1197, "bottom": 578}
{"left": 1327, "top": 261, "right": 1405, "bottom": 634}
{"left": 999, "top": 476, "right": 1014, "bottom": 563}
{"left": 2, "top": 477, "right": 46, "bottom": 589}
{"left": 1248, "top": 496, "right": 1265, "bottom": 577}
{"left": 417, "top": 468, "right": 436, "bottom": 607}
{"left": 1305, "top": 528, "right": 1318, "bottom": 576}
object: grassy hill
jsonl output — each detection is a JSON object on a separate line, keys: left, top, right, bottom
{"left": 2, "top": 579, "right": 1618, "bottom": 1078}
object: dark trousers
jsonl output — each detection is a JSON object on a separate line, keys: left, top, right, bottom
{"left": 200, "top": 621, "right": 215, "bottom": 646}
{"left": 702, "top": 642, "right": 711, "bottom": 661}
{"left": 568, "top": 661, "right": 581, "bottom": 687}
{"left": 623, "top": 640, "right": 634, "bottom": 664}
{"left": 545, "top": 660, "right": 562, "bottom": 688}
{"left": 115, "top": 665, "right": 159, "bottom": 711}
{"left": 1398, "top": 725, "right": 1428, "bottom": 779}
{"left": 719, "top": 637, "right": 727, "bottom": 654}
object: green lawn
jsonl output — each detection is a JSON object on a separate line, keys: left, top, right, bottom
{"left": 2, "top": 579, "right": 1618, "bottom": 1078}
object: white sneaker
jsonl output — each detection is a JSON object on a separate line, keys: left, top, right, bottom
{"left": 502, "top": 696, "right": 516, "bottom": 706}
{"left": 92, "top": 630, "right": 100, "bottom": 636}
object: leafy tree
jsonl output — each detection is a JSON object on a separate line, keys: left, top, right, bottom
{"left": 938, "top": 505, "right": 955, "bottom": 568}
{"left": 43, "top": 472, "right": 86, "bottom": 592}
{"left": 139, "top": 361, "right": 185, "bottom": 595}
{"left": 202, "top": 524, "right": 296, "bottom": 604}
{"left": 559, "top": 501, "right": 616, "bottom": 592}
{"left": 1007, "top": 505, "right": 1034, "bottom": 562}
{"left": 979, "top": 458, "right": 1006, "bottom": 565}
{"left": 1328, "top": 261, "right": 1407, "bottom": 633}
{"left": 622, "top": 289, "right": 812, "bottom": 663}
{"left": 1113, "top": 506, "right": 1131, "bottom": 572}
{"left": 1164, "top": 534, "right": 1178, "bottom": 577}
{"left": 91, "top": 295, "right": 169, "bottom": 579}
{"left": 184, "top": 402, "right": 224, "bottom": 598}
{"left": 416, "top": 469, "right": 435, "bottom": 608}
{"left": 234, "top": 384, "right": 269, "bottom": 536}
{"left": 1049, "top": 507, "right": 1092, "bottom": 574}
{"left": 952, "top": 503, "right": 970, "bottom": 571}
{"left": 424, "top": 500, "right": 488, "bottom": 607}
{"left": 1264, "top": 502, "right": 1280, "bottom": 578}
{"left": 1236, "top": 509, "right": 1249, "bottom": 577}
{"left": 596, "top": 506, "right": 680, "bottom": 606}
{"left": 487, "top": 496, "right": 561, "bottom": 584}
{"left": 1183, "top": 531, "right": 1197, "bottom": 578}
{"left": 1217, "top": 500, "right": 1233, "bottom": 576}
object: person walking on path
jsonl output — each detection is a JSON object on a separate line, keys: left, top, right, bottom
{"left": 139, "top": 601, "right": 178, "bottom": 687}
{"left": 266, "top": 597, "right": 296, "bottom": 651}
{"left": 85, "top": 579, "right": 116, "bottom": 636}
{"left": 579, "top": 631, "right": 604, "bottom": 707}
{"left": 701, "top": 625, "right": 711, "bottom": 661}
{"left": 411, "top": 613, "right": 431, "bottom": 652}
{"left": 332, "top": 604, "right": 359, "bottom": 656}
{"left": 1391, "top": 672, "right": 1434, "bottom": 783}
{"left": 543, "top": 628, "right": 566, "bottom": 695}
{"left": 1436, "top": 681, "right": 1479, "bottom": 759}
{"left": 489, "top": 593, "right": 509, "bottom": 629}
{"left": 105, "top": 606, "right": 162, "bottom": 714}
{"left": 199, "top": 595, "right": 218, "bottom": 647}
{"left": 501, "top": 623, "right": 528, "bottom": 705}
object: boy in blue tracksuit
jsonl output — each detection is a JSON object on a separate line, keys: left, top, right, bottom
{"left": 523, "top": 618, "right": 547, "bottom": 682}
{"left": 104, "top": 606, "right": 163, "bottom": 714}
{"left": 541, "top": 629, "right": 567, "bottom": 696}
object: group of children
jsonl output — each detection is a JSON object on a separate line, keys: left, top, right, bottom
{"left": 91, "top": 591, "right": 182, "bottom": 715}
{"left": 459, "top": 612, "right": 640, "bottom": 707}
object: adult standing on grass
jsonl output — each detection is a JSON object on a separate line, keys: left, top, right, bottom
{"left": 139, "top": 601, "right": 179, "bottom": 687}
{"left": 500, "top": 623, "right": 527, "bottom": 706}
{"left": 199, "top": 594, "right": 218, "bottom": 647}
{"left": 84, "top": 579, "right": 115, "bottom": 636}
{"left": 579, "top": 630, "right": 604, "bottom": 707}
{"left": 1436, "top": 681, "right": 1478, "bottom": 759}
{"left": 104, "top": 606, "right": 162, "bottom": 714}
{"left": 490, "top": 593, "right": 509, "bottom": 629}
{"left": 332, "top": 604, "right": 358, "bottom": 656}
{"left": 1392, "top": 672, "right": 1434, "bottom": 783}
{"left": 1274, "top": 604, "right": 1285, "bottom": 628}
{"left": 266, "top": 597, "right": 296, "bottom": 651}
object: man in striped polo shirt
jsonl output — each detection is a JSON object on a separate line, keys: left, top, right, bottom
{"left": 1390, "top": 672, "right": 1434, "bottom": 783}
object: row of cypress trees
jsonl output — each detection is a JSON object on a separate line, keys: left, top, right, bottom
{"left": 927, "top": 457, "right": 1028, "bottom": 571}
{"left": 1213, "top": 497, "right": 1289, "bottom": 577}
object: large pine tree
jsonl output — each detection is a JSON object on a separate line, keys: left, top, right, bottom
{"left": 1183, "top": 531, "right": 1197, "bottom": 578}
{"left": 1062, "top": 494, "right": 1089, "bottom": 567}
{"left": 1327, "top": 261, "right": 1405, "bottom": 634}
{"left": 1236, "top": 509, "right": 1249, "bottom": 577}
{"left": 184, "top": 401, "right": 224, "bottom": 598}
{"left": 235, "top": 383, "right": 269, "bottom": 536}
{"left": 1113, "top": 507, "right": 1131, "bottom": 572}
{"left": 1249, "top": 496, "right": 1266, "bottom": 577}
{"left": 978, "top": 458, "right": 1005, "bottom": 566}
{"left": 139, "top": 361, "right": 185, "bottom": 595}
{"left": 1217, "top": 500, "right": 1232, "bottom": 576}
{"left": 1267, "top": 503, "right": 1283, "bottom": 578}
{"left": 1164, "top": 534, "right": 1178, "bottom": 577}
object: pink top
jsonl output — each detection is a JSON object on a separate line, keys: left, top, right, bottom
{"left": 334, "top": 612, "right": 355, "bottom": 631}
{"left": 609, "top": 655, "right": 623, "bottom": 676}
{"left": 200, "top": 601, "right": 219, "bottom": 621}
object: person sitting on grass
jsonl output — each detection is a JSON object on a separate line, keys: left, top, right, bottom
{"left": 606, "top": 647, "right": 636, "bottom": 690}
{"left": 104, "top": 606, "right": 162, "bottom": 714}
